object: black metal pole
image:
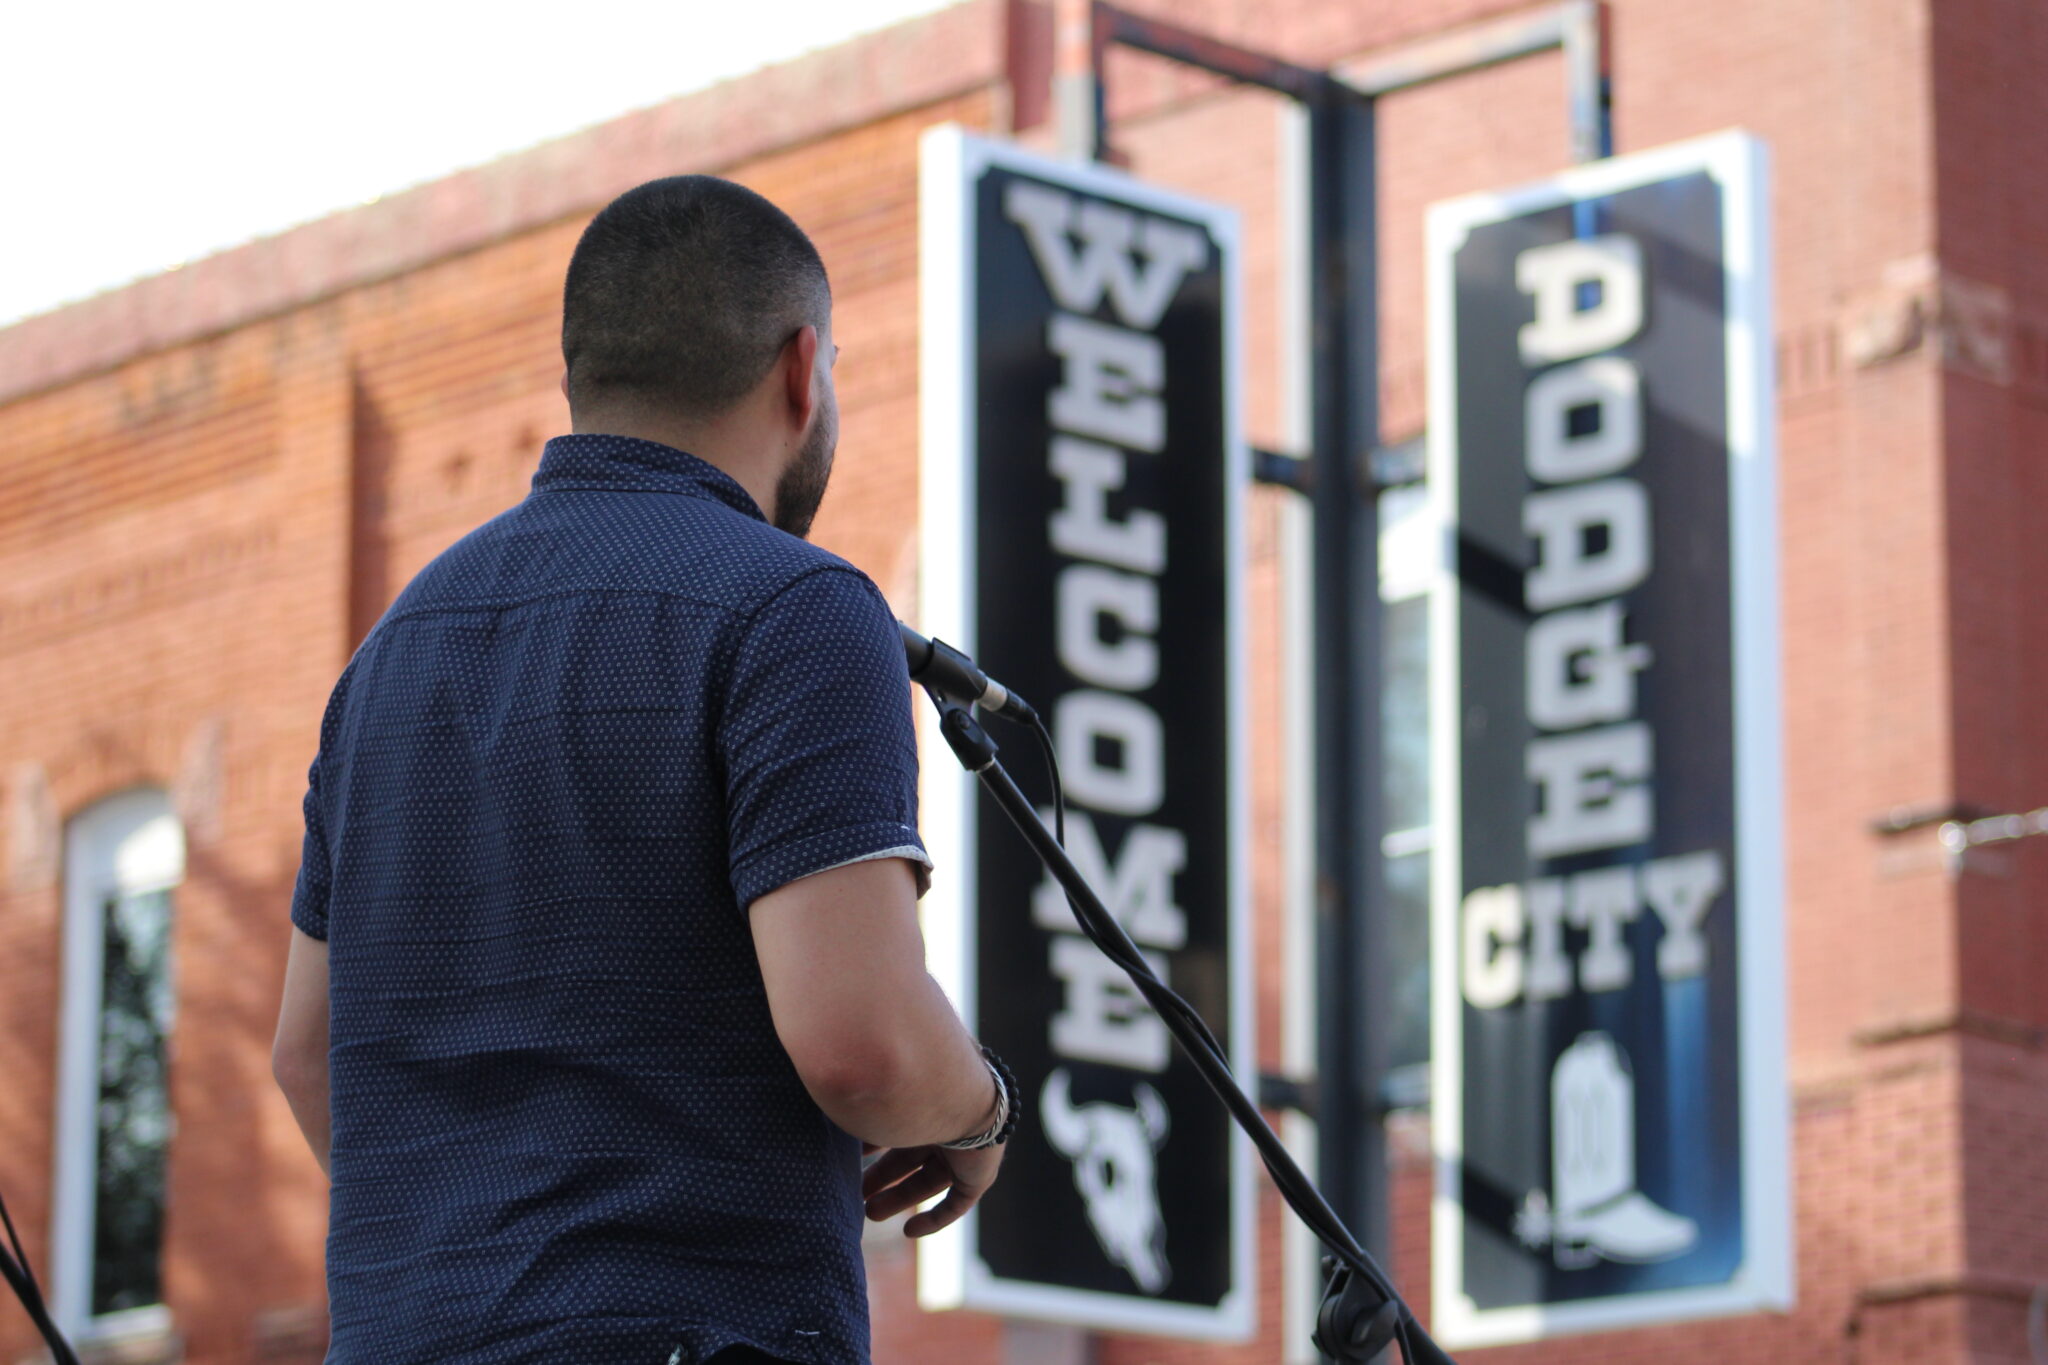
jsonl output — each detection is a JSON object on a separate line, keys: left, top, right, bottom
{"left": 1080, "top": 9, "right": 1393, "bottom": 1284}
{"left": 1308, "top": 87, "right": 1391, "bottom": 1305}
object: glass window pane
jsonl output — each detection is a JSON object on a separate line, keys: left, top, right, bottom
{"left": 1383, "top": 595, "right": 1430, "bottom": 835}
{"left": 92, "top": 886, "right": 174, "bottom": 1317}
{"left": 1384, "top": 849, "right": 1431, "bottom": 1075}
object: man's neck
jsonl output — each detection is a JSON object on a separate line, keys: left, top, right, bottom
{"left": 570, "top": 412, "right": 780, "bottom": 523}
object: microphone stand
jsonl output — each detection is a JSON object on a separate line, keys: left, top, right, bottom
{"left": 919, "top": 687, "right": 1456, "bottom": 1365}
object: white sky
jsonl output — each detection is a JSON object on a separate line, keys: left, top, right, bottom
{"left": 0, "top": 0, "right": 958, "bottom": 327}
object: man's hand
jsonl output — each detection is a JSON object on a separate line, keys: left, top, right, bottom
{"left": 860, "top": 1142, "right": 1006, "bottom": 1237}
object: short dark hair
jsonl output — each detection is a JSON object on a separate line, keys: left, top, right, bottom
{"left": 561, "top": 176, "right": 830, "bottom": 417}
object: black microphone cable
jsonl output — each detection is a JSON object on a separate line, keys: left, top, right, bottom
{"left": 0, "top": 1183, "right": 81, "bottom": 1365}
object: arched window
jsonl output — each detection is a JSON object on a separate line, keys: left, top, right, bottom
{"left": 52, "top": 787, "right": 184, "bottom": 1344}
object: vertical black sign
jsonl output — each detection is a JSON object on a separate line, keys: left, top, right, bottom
{"left": 1428, "top": 134, "right": 1788, "bottom": 1344}
{"left": 918, "top": 128, "right": 1251, "bottom": 1339}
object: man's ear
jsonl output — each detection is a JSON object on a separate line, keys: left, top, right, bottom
{"left": 782, "top": 325, "right": 820, "bottom": 430}
{"left": 559, "top": 370, "right": 570, "bottom": 402}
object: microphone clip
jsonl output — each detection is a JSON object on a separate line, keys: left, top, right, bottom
{"left": 924, "top": 686, "right": 1001, "bottom": 775}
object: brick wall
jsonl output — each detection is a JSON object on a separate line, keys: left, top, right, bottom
{"left": 1930, "top": 3, "right": 2048, "bottom": 1362}
{"left": 3, "top": 0, "right": 2041, "bottom": 1361}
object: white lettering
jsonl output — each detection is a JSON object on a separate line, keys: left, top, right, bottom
{"left": 1049, "top": 934, "right": 1171, "bottom": 1071}
{"left": 1056, "top": 689, "right": 1165, "bottom": 816}
{"left": 1057, "top": 565, "right": 1160, "bottom": 691}
{"left": 1527, "top": 602, "right": 1653, "bottom": 731}
{"left": 1023, "top": 181, "right": 1201, "bottom": 1090}
{"left": 1461, "top": 885, "right": 1524, "bottom": 1010}
{"left": 1524, "top": 479, "right": 1652, "bottom": 611}
{"left": 1524, "top": 877, "right": 1573, "bottom": 1001}
{"left": 1032, "top": 810, "right": 1187, "bottom": 949}
{"left": 1569, "top": 865, "right": 1640, "bottom": 992}
{"left": 1516, "top": 235, "right": 1645, "bottom": 363}
{"left": 1048, "top": 314, "right": 1166, "bottom": 451}
{"left": 1525, "top": 355, "right": 1642, "bottom": 483}
{"left": 1527, "top": 723, "right": 1654, "bottom": 858}
{"left": 1642, "top": 850, "right": 1724, "bottom": 979}
{"left": 1459, "top": 851, "right": 1723, "bottom": 1009}
{"left": 1049, "top": 438, "right": 1167, "bottom": 573}
{"left": 1004, "top": 180, "right": 1208, "bottom": 330}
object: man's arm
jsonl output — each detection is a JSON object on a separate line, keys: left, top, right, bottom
{"left": 749, "top": 855, "right": 996, "bottom": 1150}
{"left": 755, "top": 857, "right": 1006, "bottom": 1238}
{"left": 271, "top": 925, "right": 332, "bottom": 1177}
{"left": 723, "top": 566, "right": 1008, "bottom": 1233}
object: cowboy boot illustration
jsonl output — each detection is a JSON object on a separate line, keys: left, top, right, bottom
{"left": 1547, "top": 1031, "right": 1696, "bottom": 1267}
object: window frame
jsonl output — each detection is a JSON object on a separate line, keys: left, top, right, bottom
{"left": 52, "top": 786, "right": 185, "bottom": 1344}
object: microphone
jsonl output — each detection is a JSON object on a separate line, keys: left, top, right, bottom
{"left": 898, "top": 622, "right": 1038, "bottom": 724}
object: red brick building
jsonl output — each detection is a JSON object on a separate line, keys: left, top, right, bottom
{"left": 2, "top": 1, "right": 2043, "bottom": 1361}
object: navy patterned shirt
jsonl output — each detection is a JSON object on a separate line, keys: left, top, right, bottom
{"left": 290, "top": 434, "right": 930, "bottom": 1365}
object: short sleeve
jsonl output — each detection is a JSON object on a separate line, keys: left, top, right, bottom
{"left": 721, "top": 566, "right": 932, "bottom": 909}
{"left": 290, "top": 657, "right": 357, "bottom": 941}
{"left": 289, "top": 752, "right": 332, "bottom": 940}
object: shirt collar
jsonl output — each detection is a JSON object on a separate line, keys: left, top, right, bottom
{"left": 528, "top": 433, "right": 767, "bottom": 522}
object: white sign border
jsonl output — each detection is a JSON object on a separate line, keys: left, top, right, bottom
{"left": 914, "top": 124, "right": 1256, "bottom": 1342}
{"left": 1425, "top": 128, "right": 1791, "bottom": 1348}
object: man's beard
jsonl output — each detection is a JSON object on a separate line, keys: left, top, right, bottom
{"left": 772, "top": 401, "right": 837, "bottom": 539}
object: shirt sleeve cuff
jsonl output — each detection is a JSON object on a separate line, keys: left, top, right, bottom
{"left": 733, "top": 821, "right": 934, "bottom": 909}
{"left": 290, "top": 890, "right": 329, "bottom": 941}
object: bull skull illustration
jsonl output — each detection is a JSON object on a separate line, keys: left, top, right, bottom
{"left": 1040, "top": 1067, "right": 1172, "bottom": 1293}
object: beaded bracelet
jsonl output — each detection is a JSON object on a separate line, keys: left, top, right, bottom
{"left": 939, "top": 1045, "right": 1022, "bottom": 1150}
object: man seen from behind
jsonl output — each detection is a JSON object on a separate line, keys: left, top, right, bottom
{"left": 269, "top": 176, "right": 1013, "bottom": 1365}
